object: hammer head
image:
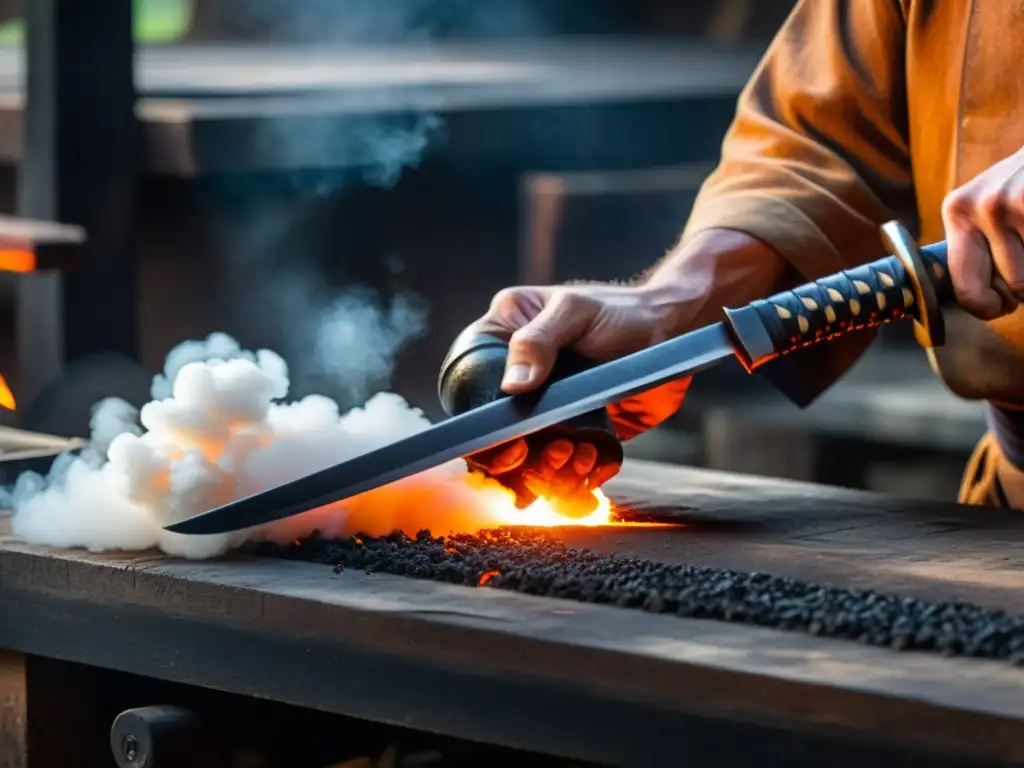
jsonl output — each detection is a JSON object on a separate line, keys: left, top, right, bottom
{"left": 437, "top": 329, "right": 622, "bottom": 510}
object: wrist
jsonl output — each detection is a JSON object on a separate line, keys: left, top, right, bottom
{"left": 642, "top": 228, "right": 787, "bottom": 336}
{"left": 634, "top": 282, "right": 696, "bottom": 343}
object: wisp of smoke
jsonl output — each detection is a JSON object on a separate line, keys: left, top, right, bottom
{"left": 259, "top": 273, "right": 428, "bottom": 405}
{"left": 210, "top": 0, "right": 552, "bottom": 44}
{"left": 313, "top": 289, "right": 427, "bottom": 401}
{"left": 9, "top": 333, "right": 516, "bottom": 560}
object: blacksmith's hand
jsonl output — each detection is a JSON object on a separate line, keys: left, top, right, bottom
{"left": 942, "top": 148, "right": 1024, "bottom": 319}
{"left": 465, "top": 283, "right": 691, "bottom": 499}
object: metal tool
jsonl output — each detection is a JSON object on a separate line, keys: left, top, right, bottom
{"left": 166, "top": 221, "right": 950, "bottom": 535}
{"left": 438, "top": 332, "right": 624, "bottom": 510}
{"left": 110, "top": 706, "right": 221, "bottom": 768}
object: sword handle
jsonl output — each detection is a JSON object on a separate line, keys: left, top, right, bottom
{"left": 724, "top": 221, "right": 952, "bottom": 371}
{"left": 438, "top": 330, "right": 623, "bottom": 508}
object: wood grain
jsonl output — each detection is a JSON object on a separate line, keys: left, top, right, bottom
{"left": 599, "top": 462, "right": 1024, "bottom": 612}
{"left": 1, "top": 460, "right": 1023, "bottom": 764}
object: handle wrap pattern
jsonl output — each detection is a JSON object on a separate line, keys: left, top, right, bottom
{"left": 754, "top": 254, "right": 917, "bottom": 354}
{"left": 725, "top": 232, "right": 951, "bottom": 371}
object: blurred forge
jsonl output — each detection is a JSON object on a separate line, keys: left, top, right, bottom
{"left": 0, "top": 0, "right": 794, "bottom": 435}
{"left": 187, "top": 0, "right": 799, "bottom": 44}
{"left": 0, "top": 0, "right": 799, "bottom": 45}
{"left": 0, "top": 0, "right": 194, "bottom": 43}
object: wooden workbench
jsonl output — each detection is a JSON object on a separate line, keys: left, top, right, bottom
{"left": 0, "top": 40, "right": 759, "bottom": 174}
{"left": 1, "top": 460, "right": 1023, "bottom": 766}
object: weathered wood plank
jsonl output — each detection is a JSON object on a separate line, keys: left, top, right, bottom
{"left": 0, "top": 460, "right": 1023, "bottom": 764}
{"left": 597, "top": 462, "right": 1024, "bottom": 611}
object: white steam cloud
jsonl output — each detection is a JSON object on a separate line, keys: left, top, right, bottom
{"left": 4, "top": 4, "right": 593, "bottom": 559}
{"left": 8, "top": 333, "right": 519, "bottom": 560}
{"left": 215, "top": 0, "right": 563, "bottom": 400}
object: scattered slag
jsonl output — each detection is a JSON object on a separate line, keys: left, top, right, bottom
{"left": 254, "top": 527, "right": 1024, "bottom": 666}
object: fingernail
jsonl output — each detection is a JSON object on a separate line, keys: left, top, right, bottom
{"left": 503, "top": 364, "right": 531, "bottom": 386}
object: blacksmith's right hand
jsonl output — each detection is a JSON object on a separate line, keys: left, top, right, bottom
{"left": 464, "top": 283, "right": 692, "bottom": 499}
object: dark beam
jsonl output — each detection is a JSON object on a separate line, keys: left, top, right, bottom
{"left": 0, "top": 651, "right": 26, "bottom": 768}
{"left": 17, "top": 0, "right": 139, "bottom": 405}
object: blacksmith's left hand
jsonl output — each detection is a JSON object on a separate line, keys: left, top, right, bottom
{"left": 942, "top": 148, "right": 1024, "bottom": 319}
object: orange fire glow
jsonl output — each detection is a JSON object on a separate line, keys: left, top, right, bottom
{"left": 0, "top": 373, "right": 15, "bottom": 411}
{"left": 0, "top": 249, "right": 36, "bottom": 274}
{"left": 264, "top": 470, "right": 627, "bottom": 543}
{"left": 485, "top": 487, "right": 615, "bottom": 527}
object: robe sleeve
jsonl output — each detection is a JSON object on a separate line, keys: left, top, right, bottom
{"left": 684, "top": 0, "right": 917, "bottom": 404}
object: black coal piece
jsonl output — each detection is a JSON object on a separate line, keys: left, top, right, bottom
{"left": 253, "top": 528, "right": 1024, "bottom": 666}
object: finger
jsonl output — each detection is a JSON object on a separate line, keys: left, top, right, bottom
{"left": 488, "top": 440, "right": 530, "bottom": 474}
{"left": 570, "top": 443, "right": 599, "bottom": 476}
{"left": 970, "top": 225, "right": 1020, "bottom": 316}
{"left": 943, "top": 198, "right": 1005, "bottom": 320}
{"left": 526, "top": 452, "right": 558, "bottom": 484}
{"left": 522, "top": 469, "right": 552, "bottom": 499}
{"left": 543, "top": 443, "right": 600, "bottom": 500}
{"left": 540, "top": 439, "right": 574, "bottom": 471}
{"left": 992, "top": 271, "right": 1021, "bottom": 308}
{"left": 1006, "top": 226, "right": 1024, "bottom": 299}
{"left": 481, "top": 287, "right": 550, "bottom": 335}
{"left": 467, "top": 439, "right": 528, "bottom": 475}
{"left": 973, "top": 192, "right": 1024, "bottom": 307}
{"left": 548, "top": 468, "right": 589, "bottom": 501}
{"left": 589, "top": 461, "right": 622, "bottom": 490}
{"left": 502, "top": 292, "right": 596, "bottom": 393}
{"left": 991, "top": 229, "right": 1024, "bottom": 294}
{"left": 524, "top": 462, "right": 593, "bottom": 502}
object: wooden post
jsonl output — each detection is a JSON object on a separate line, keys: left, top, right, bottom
{"left": 0, "top": 651, "right": 26, "bottom": 768}
{"left": 17, "top": 0, "right": 139, "bottom": 406}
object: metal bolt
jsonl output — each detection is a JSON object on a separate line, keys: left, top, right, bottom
{"left": 122, "top": 735, "right": 139, "bottom": 763}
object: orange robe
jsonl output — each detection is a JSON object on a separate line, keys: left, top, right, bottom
{"left": 682, "top": 0, "right": 1024, "bottom": 504}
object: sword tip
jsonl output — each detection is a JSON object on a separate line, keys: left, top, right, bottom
{"left": 163, "top": 513, "right": 222, "bottom": 535}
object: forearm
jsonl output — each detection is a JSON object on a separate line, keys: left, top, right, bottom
{"left": 643, "top": 228, "right": 788, "bottom": 335}
{"left": 665, "top": 0, "right": 913, "bottom": 308}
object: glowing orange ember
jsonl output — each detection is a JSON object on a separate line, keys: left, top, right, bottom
{"left": 266, "top": 469, "right": 636, "bottom": 544}
{"left": 0, "top": 249, "right": 35, "bottom": 274}
{"left": 486, "top": 488, "right": 615, "bottom": 527}
{"left": 479, "top": 570, "right": 500, "bottom": 586}
{"left": 0, "top": 373, "right": 15, "bottom": 411}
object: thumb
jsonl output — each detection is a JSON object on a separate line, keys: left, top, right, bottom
{"left": 502, "top": 292, "right": 595, "bottom": 393}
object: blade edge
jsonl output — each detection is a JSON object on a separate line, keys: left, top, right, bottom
{"left": 166, "top": 323, "right": 735, "bottom": 534}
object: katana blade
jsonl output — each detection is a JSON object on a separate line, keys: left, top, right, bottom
{"left": 165, "top": 324, "right": 734, "bottom": 535}
{"left": 167, "top": 222, "right": 951, "bottom": 536}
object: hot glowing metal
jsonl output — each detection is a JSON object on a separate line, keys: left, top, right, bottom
{"left": 167, "top": 324, "right": 733, "bottom": 535}
{"left": 169, "top": 227, "right": 952, "bottom": 538}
